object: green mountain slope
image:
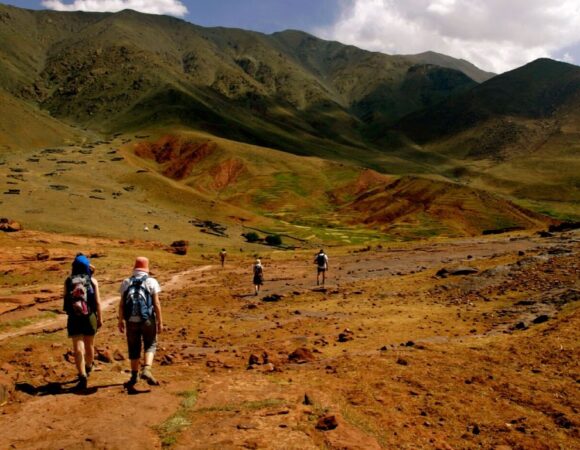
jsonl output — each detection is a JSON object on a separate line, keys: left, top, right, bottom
{"left": 0, "top": 3, "right": 485, "bottom": 162}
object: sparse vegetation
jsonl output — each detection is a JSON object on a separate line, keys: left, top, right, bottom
{"left": 157, "top": 390, "right": 198, "bottom": 448}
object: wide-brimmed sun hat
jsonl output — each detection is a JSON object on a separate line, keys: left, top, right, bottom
{"left": 134, "top": 256, "right": 150, "bottom": 273}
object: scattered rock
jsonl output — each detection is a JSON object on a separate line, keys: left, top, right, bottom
{"left": 248, "top": 354, "right": 260, "bottom": 367}
{"left": 262, "top": 294, "right": 284, "bottom": 302}
{"left": 338, "top": 328, "right": 354, "bottom": 342}
{"left": 396, "top": 358, "right": 408, "bottom": 366}
{"left": 316, "top": 415, "right": 338, "bottom": 431}
{"left": 303, "top": 393, "right": 314, "bottom": 405}
{"left": 537, "top": 231, "right": 554, "bottom": 238}
{"left": 0, "top": 218, "right": 22, "bottom": 232}
{"left": 288, "top": 348, "right": 315, "bottom": 364}
{"left": 36, "top": 251, "right": 50, "bottom": 261}
{"left": 237, "top": 422, "right": 258, "bottom": 430}
{"left": 96, "top": 348, "right": 113, "bottom": 363}
{"left": 532, "top": 315, "right": 549, "bottom": 324}
{"left": 113, "top": 349, "right": 125, "bottom": 361}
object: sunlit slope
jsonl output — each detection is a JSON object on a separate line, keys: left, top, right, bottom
{"left": 130, "top": 132, "right": 552, "bottom": 238}
{"left": 0, "top": 90, "right": 81, "bottom": 154}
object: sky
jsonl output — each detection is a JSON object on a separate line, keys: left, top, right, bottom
{"left": 3, "top": 0, "right": 580, "bottom": 73}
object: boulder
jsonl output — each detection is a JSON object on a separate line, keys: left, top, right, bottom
{"left": 0, "top": 218, "right": 22, "bottom": 232}
{"left": 288, "top": 348, "right": 315, "bottom": 364}
{"left": 316, "top": 415, "right": 338, "bottom": 431}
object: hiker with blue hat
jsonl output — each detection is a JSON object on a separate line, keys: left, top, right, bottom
{"left": 63, "top": 253, "right": 103, "bottom": 390}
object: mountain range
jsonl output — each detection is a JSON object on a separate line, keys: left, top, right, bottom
{"left": 0, "top": 3, "right": 578, "bottom": 239}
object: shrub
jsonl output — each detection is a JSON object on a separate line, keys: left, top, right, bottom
{"left": 244, "top": 231, "right": 260, "bottom": 242}
{"left": 265, "top": 234, "right": 282, "bottom": 246}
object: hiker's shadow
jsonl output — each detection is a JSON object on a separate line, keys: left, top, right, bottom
{"left": 16, "top": 380, "right": 127, "bottom": 396}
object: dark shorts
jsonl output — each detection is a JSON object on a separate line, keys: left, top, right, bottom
{"left": 253, "top": 274, "right": 263, "bottom": 285}
{"left": 126, "top": 319, "right": 157, "bottom": 360}
{"left": 67, "top": 313, "right": 97, "bottom": 337}
{"left": 317, "top": 267, "right": 327, "bottom": 274}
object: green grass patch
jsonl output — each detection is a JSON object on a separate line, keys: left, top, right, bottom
{"left": 156, "top": 389, "right": 198, "bottom": 448}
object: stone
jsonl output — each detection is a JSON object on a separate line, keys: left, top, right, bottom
{"left": 0, "top": 218, "right": 22, "bottom": 232}
{"left": 262, "top": 294, "right": 284, "bottom": 302}
{"left": 113, "top": 349, "right": 125, "bottom": 361}
{"left": 96, "top": 348, "right": 113, "bottom": 363}
{"left": 338, "top": 328, "right": 354, "bottom": 342}
{"left": 288, "top": 348, "right": 315, "bottom": 364}
{"left": 532, "top": 315, "right": 549, "bottom": 324}
{"left": 316, "top": 415, "right": 338, "bottom": 431}
{"left": 248, "top": 354, "right": 260, "bottom": 366}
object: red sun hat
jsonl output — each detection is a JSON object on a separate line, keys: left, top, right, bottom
{"left": 134, "top": 256, "right": 150, "bottom": 273}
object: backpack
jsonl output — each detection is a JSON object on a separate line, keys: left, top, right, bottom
{"left": 66, "top": 274, "right": 92, "bottom": 316}
{"left": 316, "top": 253, "right": 326, "bottom": 266}
{"left": 122, "top": 275, "right": 153, "bottom": 321}
{"left": 254, "top": 264, "right": 263, "bottom": 276}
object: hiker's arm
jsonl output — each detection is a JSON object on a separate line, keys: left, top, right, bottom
{"left": 92, "top": 278, "right": 103, "bottom": 328}
{"left": 117, "top": 297, "right": 125, "bottom": 333}
{"left": 153, "top": 293, "right": 163, "bottom": 333}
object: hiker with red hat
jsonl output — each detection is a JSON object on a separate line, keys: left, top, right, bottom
{"left": 63, "top": 253, "right": 102, "bottom": 390}
{"left": 118, "top": 256, "right": 163, "bottom": 390}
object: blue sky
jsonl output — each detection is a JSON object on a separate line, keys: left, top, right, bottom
{"left": 3, "top": 0, "right": 580, "bottom": 73}
{"left": 4, "top": 0, "right": 342, "bottom": 33}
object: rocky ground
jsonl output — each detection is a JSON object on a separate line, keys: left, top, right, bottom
{"left": 0, "top": 229, "right": 578, "bottom": 449}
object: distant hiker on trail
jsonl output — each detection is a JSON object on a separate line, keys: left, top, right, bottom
{"left": 253, "top": 259, "right": 264, "bottom": 296}
{"left": 63, "top": 253, "right": 102, "bottom": 390}
{"left": 118, "top": 256, "right": 163, "bottom": 390}
{"left": 220, "top": 248, "right": 227, "bottom": 267}
{"left": 314, "top": 249, "right": 329, "bottom": 286}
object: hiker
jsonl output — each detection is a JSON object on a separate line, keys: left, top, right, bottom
{"left": 220, "top": 248, "right": 227, "bottom": 267}
{"left": 63, "top": 253, "right": 102, "bottom": 390}
{"left": 118, "top": 256, "right": 163, "bottom": 389}
{"left": 314, "top": 249, "right": 329, "bottom": 286}
{"left": 253, "top": 258, "right": 264, "bottom": 296}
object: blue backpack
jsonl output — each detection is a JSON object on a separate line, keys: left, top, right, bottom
{"left": 122, "top": 275, "right": 153, "bottom": 321}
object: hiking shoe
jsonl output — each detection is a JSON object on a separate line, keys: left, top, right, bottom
{"left": 124, "top": 373, "right": 138, "bottom": 388}
{"left": 85, "top": 363, "right": 94, "bottom": 377}
{"left": 140, "top": 366, "right": 159, "bottom": 386}
{"left": 75, "top": 375, "right": 88, "bottom": 391}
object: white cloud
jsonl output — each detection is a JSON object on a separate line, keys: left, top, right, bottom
{"left": 315, "top": 0, "right": 580, "bottom": 73}
{"left": 41, "top": 0, "right": 188, "bottom": 17}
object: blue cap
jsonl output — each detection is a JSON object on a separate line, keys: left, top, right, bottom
{"left": 72, "top": 254, "right": 91, "bottom": 276}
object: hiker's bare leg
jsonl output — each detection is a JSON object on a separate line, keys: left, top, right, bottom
{"left": 83, "top": 335, "right": 95, "bottom": 368}
{"left": 144, "top": 351, "right": 155, "bottom": 367}
{"left": 72, "top": 337, "right": 86, "bottom": 376}
{"left": 322, "top": 271, "right": 326, "bottom": 285}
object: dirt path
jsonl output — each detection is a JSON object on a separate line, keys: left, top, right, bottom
{"left": 0, "top": 265, "right": 215, "bottom": 342}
